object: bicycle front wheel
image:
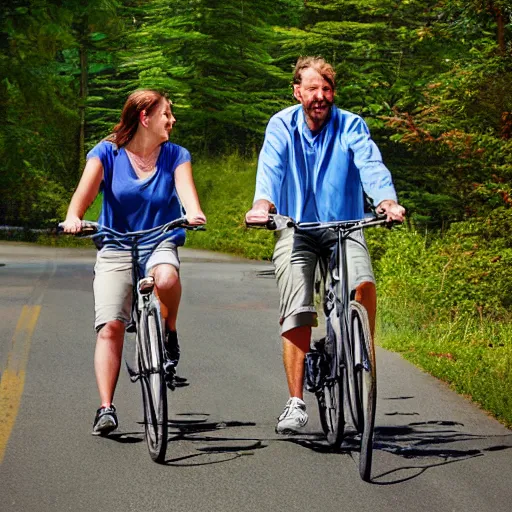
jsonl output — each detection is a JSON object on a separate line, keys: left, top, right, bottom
{"left": 137, "top": 296, "right": 168, "bottom": 463}
{"left": 350, "top": 300, "right": 377, "bottom": 482}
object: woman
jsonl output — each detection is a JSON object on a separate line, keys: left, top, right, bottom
{"left": 61, "top": 89, "right": 206, "bottom": 435}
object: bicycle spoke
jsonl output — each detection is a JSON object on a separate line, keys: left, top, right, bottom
{"left": 137, "top": 298, "right": 168, "bottom": 463}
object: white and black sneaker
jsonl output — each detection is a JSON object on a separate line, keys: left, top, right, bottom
{"left": 92, "top": 405, "right": 118, "bottom": 436}
{"left": 276, "top": 397, "right": 308, "bottom": 434}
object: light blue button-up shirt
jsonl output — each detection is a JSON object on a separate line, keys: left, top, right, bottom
{"left": 254, "top": 104, "right": 397, "bottom": 222}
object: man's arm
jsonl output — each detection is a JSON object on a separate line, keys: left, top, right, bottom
{"left": 246, "top": 117, "right": 287, "bottom": 224}
{"left": 348, "top": 116, "right": 405, "bottom": 222}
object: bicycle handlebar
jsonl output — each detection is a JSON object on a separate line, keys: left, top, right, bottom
{"left": 246, "top": 214, "right": 400, "bottom": 233}
{"left": 57, "top": 217, "right": 205, "bottom": 239}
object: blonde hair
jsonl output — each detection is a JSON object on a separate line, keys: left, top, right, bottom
{"left": 293, "top": 56, "right": 336, "bottom": 90}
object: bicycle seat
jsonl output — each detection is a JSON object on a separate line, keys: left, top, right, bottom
{"left": 138, "top": 276, "right": 155, "bottom": 294}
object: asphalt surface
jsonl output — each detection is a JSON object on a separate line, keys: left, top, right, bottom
{"left": 0, "top": 242, "right": 511, "bottom": 512}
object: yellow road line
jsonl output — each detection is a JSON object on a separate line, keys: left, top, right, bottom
{"left": 0, "top": 305, "right": 41, "bottom": 463}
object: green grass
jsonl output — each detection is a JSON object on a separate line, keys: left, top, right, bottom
{"left": 184, "top": 153, "right": 274, "bottom": 260}
{"left": 375, "top": 227, "right": 512, "bottom": 427}
{"left": 377, "top": 307, "right": 512, "bottom": 427}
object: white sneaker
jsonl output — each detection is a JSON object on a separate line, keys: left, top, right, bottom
{"left": 276, "top": 397, "right": 308, "bottom": 434}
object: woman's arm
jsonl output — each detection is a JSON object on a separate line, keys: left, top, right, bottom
{"left": 61, "top": 157, "right": 104, "bottom": 233}
{"left": 174, "top": 161, "right": 206, "bottom": 225}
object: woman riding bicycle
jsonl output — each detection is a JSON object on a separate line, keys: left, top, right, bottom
{"left": 61, "top": 89, "right": 206, "bottom": 435}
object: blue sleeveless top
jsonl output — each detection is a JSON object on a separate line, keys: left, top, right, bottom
{"left": 87, "top": 140, "right": 191, "bottom": 246}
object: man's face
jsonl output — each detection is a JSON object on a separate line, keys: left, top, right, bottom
{"left": 293, "top": 67, "right": 334, "bottom": 130}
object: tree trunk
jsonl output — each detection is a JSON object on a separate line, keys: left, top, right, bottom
{"left": 78, "top": 41, "right": 88, "bottom": 178}
{"left": 496, "top": 9, "right": 505, "bottom": 55}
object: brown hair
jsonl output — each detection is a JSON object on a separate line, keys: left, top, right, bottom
{"left": 106, "top": 89, "right": 168, "bottom": 147}
{"left": 293, "top": 56, "right": 336, "bottom": 90}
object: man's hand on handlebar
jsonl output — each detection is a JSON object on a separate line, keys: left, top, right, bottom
{"left": 245, "top": 199, "right": 275, "bottom": 226}
{"left": 376, "top": 199, "right": 406, "bottom": 223}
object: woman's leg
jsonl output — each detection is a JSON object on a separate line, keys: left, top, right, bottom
{"left": 150, "top": 263, "right": 181, "bottom": 331}
{"left": 94, "top": 319, "right": 125, "bottom": 405}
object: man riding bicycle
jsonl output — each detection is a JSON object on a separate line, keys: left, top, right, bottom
{"left": 245, "top": 56, "right": 405, "bottom": 434}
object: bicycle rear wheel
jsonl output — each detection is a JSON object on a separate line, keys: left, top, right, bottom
{"left": 137, "top": 296, "right": 168, "bottom": 463}
{"left": 349, "top": 300, "right": 377, "bottom": 482}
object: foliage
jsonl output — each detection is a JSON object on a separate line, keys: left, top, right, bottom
{"left": 185, "top": 153, "right": 274, "bottom": 259}
{"left": 0, "top": 0, "right": 80, "bottom": 226}
{"left": 376, "top": 222, "right": 512, "bottom": 426}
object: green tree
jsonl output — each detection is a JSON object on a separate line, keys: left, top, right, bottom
{"left": 120, "top": 0, "right": 292, "bottom": 155}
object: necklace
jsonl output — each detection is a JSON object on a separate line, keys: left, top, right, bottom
{"left": 125, "top": 146, "right": 161, "bottom": 178}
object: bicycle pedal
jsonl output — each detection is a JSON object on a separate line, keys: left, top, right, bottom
{"left": 305, "top": 350, "right": 326, "bottom": 393}
{"left": 125, "top": 361, "right": 141, "bottom": 382}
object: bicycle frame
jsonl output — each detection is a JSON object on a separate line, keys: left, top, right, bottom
{"left": 60, "top": 216, "right": 196, "bottom": 463}
{"left": 257, "top": 213, "right": 392, "bottom": 481}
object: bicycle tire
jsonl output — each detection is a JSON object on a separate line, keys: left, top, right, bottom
{"left": 137, "top": 296, "right": 168, "bottom": 463}
{"left": 349, "top": 300, "right": 377, "bottom": 482}
{"left": 314, "top": 267, "right": 345, "bottom": 447}
{"left": 317, "top": 366, "right": 345, "bottom": 447}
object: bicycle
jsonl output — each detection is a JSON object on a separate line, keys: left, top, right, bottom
{"left": 59, "top": 217, "right": 201, "bottom": 463}
{"left": 247, "top": 213, "right": 395, "bottom": 481}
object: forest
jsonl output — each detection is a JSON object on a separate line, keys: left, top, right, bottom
{"left": 1, "top": 1, "right": 511, "bottom": 425}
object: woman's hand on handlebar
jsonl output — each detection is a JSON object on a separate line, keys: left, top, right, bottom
{"left": 185, "top": 210, "right": 207, "bottom": 226}
{"left": 60, "top": 216, "right": 83, "bottom": 234}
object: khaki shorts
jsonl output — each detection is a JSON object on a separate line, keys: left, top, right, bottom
{"left": 93, "top": 240, "right": 180, "bottom": 331}
{"left": 272, "top": 227, "right": 374, "bottom": 334}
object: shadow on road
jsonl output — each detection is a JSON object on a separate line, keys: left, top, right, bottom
{"left": 164, "top": 413, "right": 265, "bottom": 466}
{"left": 95, "top": 412, "right": 512, "bottom": 481}
{"left": 290, "top": 419, "right": 512, "bottom": 484}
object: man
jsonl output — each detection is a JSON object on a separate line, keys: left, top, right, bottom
{"left": 245, "top": 56, "right": 405, "bottom": 434}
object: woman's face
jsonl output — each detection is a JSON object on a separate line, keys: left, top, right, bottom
{"left": 145, "top": 98, "right": 176, "bottom": 143}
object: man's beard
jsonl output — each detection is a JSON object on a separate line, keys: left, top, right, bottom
{"left": 305, "top": 99, "right": 333, "bottom": 124}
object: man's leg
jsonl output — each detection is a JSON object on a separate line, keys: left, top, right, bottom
{"left": 282, "top": 325, "right": 311, "bottom": 399}
{"left": 273, "top": 229, "right": 318, "bottom": 433}
{"left": 354, "top": 281, "right": 377, "bottom": 339}
{"left": 276, "top": 324, "right": 311, "bottom": 433}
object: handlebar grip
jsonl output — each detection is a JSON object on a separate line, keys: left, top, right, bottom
{"left": 245, "top": 220, "right": 277, "bottom": 230}
{"left": 56, "top": 221, "right": 98, "bottom": 235}
{"left": 266, "top": 219, "right": 277, "bottom": 230}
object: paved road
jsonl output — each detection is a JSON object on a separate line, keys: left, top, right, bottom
{"left": 0, "top": 242, "right": 511, "bottom": 512}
